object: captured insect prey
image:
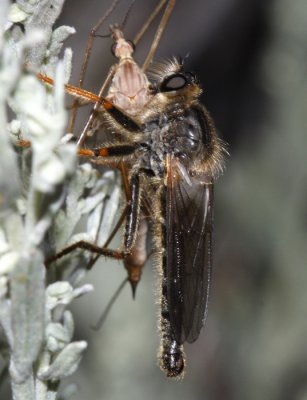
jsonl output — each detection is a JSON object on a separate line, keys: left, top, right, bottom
{"left": 19, "top": 0, "right": 226, "bottom": 379}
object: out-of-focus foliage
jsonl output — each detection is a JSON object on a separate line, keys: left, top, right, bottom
{"left": 0, "top": 1, "right": 121, "bottom": 399}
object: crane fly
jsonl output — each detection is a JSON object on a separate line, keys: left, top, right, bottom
{"left": 19, "top": 0, "right": 226, "bottom": 378}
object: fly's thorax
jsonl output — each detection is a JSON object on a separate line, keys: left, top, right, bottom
{"left": 107, "top": 59, "right": 151, "bottom": 116}
{"left": 148, "top": 105, "right": 205, "bottom": 155}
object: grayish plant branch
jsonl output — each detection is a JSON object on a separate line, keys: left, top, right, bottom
{"left": 0, "top": 1, "right": 121, "bottom": 399}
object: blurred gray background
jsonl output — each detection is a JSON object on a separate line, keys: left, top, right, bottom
{"left": 5, "top": 0, "right": 307, "bottom": 399}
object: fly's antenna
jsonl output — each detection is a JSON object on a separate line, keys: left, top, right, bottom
{"left": 121, "top": 0, "right": 137, "bottom": 29}
{"left": 91, "top": 277, "right": 128, "bottom": 331}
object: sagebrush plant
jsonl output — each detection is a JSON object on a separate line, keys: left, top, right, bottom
{"left": 0, "top": 1, "right": 121, "bottom": 399}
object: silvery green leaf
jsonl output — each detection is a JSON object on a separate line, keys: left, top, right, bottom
{"left": 46, "top": 282, "right": 73, "bottom": 310}
{"left": 23, "top": 27, "right": 46, "bottom": 48}
{"left": 79, "top": 163, "right": 100, "bottom": 189}
{"left": 25, "top": 0, "right": 66, "bottom": 67}
{"left": 55, "top": 164, "right": 97, "bottom": 245}
{"left": 56, "top": 164, "right": 99, "bottom": 245}
{"left": 0, "top": 252, "right": 19, "bottom": 275}
{"left": 0, "top": 0, "right": 8, "bottom": 35}
{"left": 62, "top": 311, "right": 74, "bottom": 342}
{"left": 46, "top": 391, "right": 57, "bottom": 400}
{"left": 4, "top": 213, "right": 25, "bottom": 251}
{"left": 16, "top": 197, "right": 27, "bottom": 216}
{"left": 46, "top": 314, "right": 74, "bottom": 352}
{"left": 46, "top": 336, "right": 61, "bottom": 353}
{"left": 11, "top": 75, "right": 50, "bottom": 141}
{"left": 46, "top": 323, "right": 70, "bottom": 345}
{"left": 0, "top": 229, "right": 10, "bottom": 254}
{"left": 72, "top": 284, "right": 94, "bottom": 299}
{"left": 0, "top": 297, "right": 12, "bottom": 349}
{"left": 0, "top": 277, "right": 8, "bottom": 299}
{"left": 10, "top": 251, "right": 45, "bottom": 381}
{"left": 0, "top": 108, "right": 20, "bottom": 214}
{"left": 8, "top": 3, "right": 29, "bottom": 23}
{"left": 27, "top": 0, "right": 65, "bottom": 29}
{"left": 30, "top": 216, "right": 56, "bottom": 246}
{"left": 9, "top": 365, "right": 35, "bottom": 399}
{"left": 46, "top": 281, "right": 71, "bottom": 297}
{"left": 62, "top": 47, "right": 72, "bottom": 83}
{"left": 16, "top": 0, "right": 40, "bottom": 15}
{"left": 88, "top": 171, "right": 122, "bottom": 245}
{"left": 38, "top": 341, "right": 87, "bottom": 381}
{"left": 48, "top": 26, "right": 75, "bottom": 60}
{"left": 0, "top": 40, "right": 21, "bottom": 100}
{"left": 60, "top": 133, "right": 74, "bottom": 144}
{"left": 53, "top": 210, "right": 75, "bottom": 250}
{"left": 35, "top": 156, "right": 68, "bottom": 191}
{"left": 35, "top": 350, "right": 52, "bottom": 399}
{"left": 7, "top": 118, "right": 21, "bottom": 136}
{"left": 54, "top": 143, "right": 76, "bottom": 176}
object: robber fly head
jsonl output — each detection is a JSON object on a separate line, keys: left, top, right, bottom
{"left": 149, "top": 58, "right": 201, "bottom": 101}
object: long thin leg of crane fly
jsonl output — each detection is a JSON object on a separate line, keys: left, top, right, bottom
{"left": 133, "top": 0, "right": 176, "bottom": 71}
{"left": 91, "top": 276, "right": 129, "bottom": 331}
{"left": 133, "top": 0, "right": 168, "bottom": 45}
{"left": 77, "top": 66, "right": 115, "bottom": 146}
{"left": 68, "top": 0, "right": 121, "bottom": 133}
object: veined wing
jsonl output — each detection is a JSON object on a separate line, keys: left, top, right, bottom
{"left": 165, "top": 156, "right": 213, "bottom": 344}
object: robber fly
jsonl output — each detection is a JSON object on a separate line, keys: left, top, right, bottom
{"left": 24, "top": 0, "right": 226, "bottom": 378}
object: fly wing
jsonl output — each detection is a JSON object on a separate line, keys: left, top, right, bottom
{"left": 166, "top": 156, "right": 213, "bottom": 344}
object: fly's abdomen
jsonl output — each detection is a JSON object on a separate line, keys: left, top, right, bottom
{"left": 158, "top": 186, "right": 185, "bottom": 378}
{"left": 159, "top": 277, "right": 185, "bottom": 378}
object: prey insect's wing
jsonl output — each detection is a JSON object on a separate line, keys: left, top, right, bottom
{"left": 166, "top": 156, "right": 213, "bottom": 344}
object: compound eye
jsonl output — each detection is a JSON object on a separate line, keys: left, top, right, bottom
{"left": 160, "top": 73, "right": 187, "bottom": 92}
